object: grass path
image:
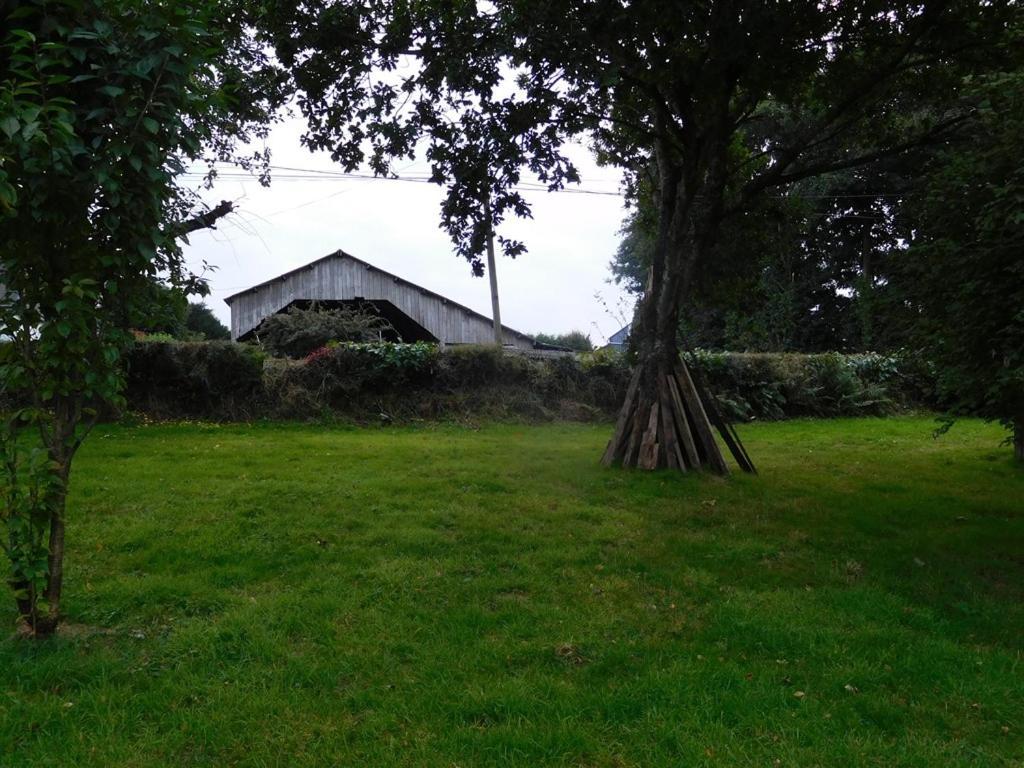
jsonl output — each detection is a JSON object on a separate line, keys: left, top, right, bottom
{"left": 1, "top": 417, "right": 1022, "bottom": 766}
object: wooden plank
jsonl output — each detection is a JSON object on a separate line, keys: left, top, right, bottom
{"left": 675, "top": 362, "right": 730, "bottom": 475}
{"left": 623, "top": 402, "right": 646, "bottom": 467}
{"left": 601, "top": 397, "right": 636, "bottom": 466}
{"left": 657, "top": 375, "right": 685, "bottom": 471}
{"left": 601, "top": 367, "right": 642, "bottom": 466}
{"left": 637, "top": 400, "right": 660, "bottom": 470}
{"left": 701, "top": 388, "right": 757, "bottom": 474}
{"left": 666, "top": 373, "right": 701, "bottom": 469}
{"left": 684, "top": 359, "right": 758, "bottom": 475}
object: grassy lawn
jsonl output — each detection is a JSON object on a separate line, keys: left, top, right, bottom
{"left": 1, "top": 416, "right": 1022, "bottom": 767}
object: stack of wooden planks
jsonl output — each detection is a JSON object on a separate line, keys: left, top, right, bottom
{"left": 601, "top": 360, "right": 755, "bottom": 474}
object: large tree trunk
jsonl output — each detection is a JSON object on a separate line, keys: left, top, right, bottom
{"left": 602, "top": 354, "right": 729, "bottom": 473}
{"left": 602, "top": 148, "right": 732, "bottom": 474}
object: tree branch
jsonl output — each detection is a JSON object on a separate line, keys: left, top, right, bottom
{"left": 174, "top": 200, "right": 234, "bottom": 239}
{"left": 731, "top": 111, "right": 973, "bottom": 213}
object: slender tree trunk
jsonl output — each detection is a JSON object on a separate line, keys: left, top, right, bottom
{"left": 22, "top": 398, "right": 78, "bottom": 637}
{"left": 1015, "top": 418, "right": 1024, "bottom": 463}
{"left": 32, "top": 474, "right": 69, "bottom": 636}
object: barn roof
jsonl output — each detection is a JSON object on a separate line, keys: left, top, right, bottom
{"left": 224, "top": 249, "right": 538, "bottom": 344}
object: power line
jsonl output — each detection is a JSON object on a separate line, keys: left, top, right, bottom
{"left": 184, "top": 162, "right": 911, "bottom": 200}
{"left": 182, "top": 170, "right": 627, "bottom": 197}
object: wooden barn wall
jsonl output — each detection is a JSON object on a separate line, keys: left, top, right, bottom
{"left": 229, "top": 256, "right": 535, "bottom": 349}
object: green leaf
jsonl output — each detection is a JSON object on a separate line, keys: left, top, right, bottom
{"left": 0, "top": 116, "right": 19, "bottom": 138}
{"left": 142, "top": 117, "right": 160, "bottom": 134}
{"left": 98, "top": 85, "right": 125, "bottom": 98}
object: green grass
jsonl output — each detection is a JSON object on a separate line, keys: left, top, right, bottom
{"left": 1, "top": 417, "right": 1022, "bottom": 767}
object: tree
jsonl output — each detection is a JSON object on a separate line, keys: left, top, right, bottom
{"left": 610, "top": 162, "right": 918, "bottom": 353}
{"left": 185, "top": 303, "right": 232, "bottom": 341}
{"left": 261, "top": 0, "right": 1013, "bottom": 472}
{"left": 895, "top": 66, "right": 1024, "bottom": 460}
{"left": 0, "top": 0, "right": 280, "bottom": 635}
{"left": 534, "top": 331, "right": 593, "bottom": 352}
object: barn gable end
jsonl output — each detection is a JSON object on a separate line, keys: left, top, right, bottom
{"left": 224, "top": 250, "right": 538, "bottom": 350}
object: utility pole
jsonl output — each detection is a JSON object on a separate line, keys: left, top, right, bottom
{"left": 483, "top": 196, "right": 502, "bottom": 346}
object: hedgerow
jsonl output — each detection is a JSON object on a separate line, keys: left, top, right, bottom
{"left": 117, "top": 341, "right": 939, "bottom": 423}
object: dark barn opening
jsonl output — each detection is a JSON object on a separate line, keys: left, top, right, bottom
{"left": 243, "top": 299, "right": 439, "bottom": 344}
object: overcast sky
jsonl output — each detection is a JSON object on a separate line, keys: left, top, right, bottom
{"left": 181, "top": 118, "right": 636, "bottom": 344}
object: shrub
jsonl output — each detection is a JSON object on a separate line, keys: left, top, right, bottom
{"left": 534, "top": 330, "right": 594, "bottom": 351}
{"left": 687, "top": 350, "right": 924, "bottom": 421}
{"left": 266, "top": 342, "right": 439, "bottom": 416}
{"left": 257, "top": 303, "right": 395, "bottom": 358}
{"left": 435, "top": 345, "right": 538, "bottom": 388}
{"left": 120, "top": 340, "right": 935, "bottom": 423}
{"left": 125, "top": 341, "right": 265, "bottom": 418}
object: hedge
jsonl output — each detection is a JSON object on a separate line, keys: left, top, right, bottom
{"left": 118, "top": 340, "right": 938, "bottom": 422}
{"left": 124, "top": 341, "right": 265, "bottom": 419}
{"left": 262, "top": 342, "right": 627, "bottom": 421}
{"left": 687, "top": 350, "right": 937, "bottom": 421}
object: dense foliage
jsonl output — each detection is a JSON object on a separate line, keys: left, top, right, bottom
{"left": 0, "top": 0, "right": 280, "bottom": 634}
{"left": 611, "top": 165, "right": 916, "bottom": 353}
{"left": 125, "top": 341, "right": 265, "bottom": 419}
{"left": 533, "top": 331, "right": 594, "bottom": 352}
{"left": 256, "top": 303, "right": 396, "bottom": 359}
{"left": 896, "top": 69, "right": 1024, "bottom": 458}
{"left": 120, "top": 340, "right": 934, "bottom": 424}
{"left": 185, "top": 303, "right": 231, "bottom": 341}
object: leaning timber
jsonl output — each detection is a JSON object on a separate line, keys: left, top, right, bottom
{"left": 602, "top": 358, "right": 754, "bottom": 475}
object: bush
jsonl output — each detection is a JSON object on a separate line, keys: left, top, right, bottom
{"left": 125, "top": 341, "right": 265, "bottom": 418}
{"left": 267, "top": 342, "right": 439, "bottom": 414}
{"left": 120, "top": 341, "right": 935, "bottom": 424}
{"left": 687, "top": 350, "right": 931, "bottom": 421}
{"left": 534, "top": 330, "right": 594, "bottom": 351}
{"left": 258, "top": 303, "right": 395, "bottom": 358}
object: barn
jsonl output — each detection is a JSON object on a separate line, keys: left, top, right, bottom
{"left": 224, "top": 249, "right": 547, "bottom": 351}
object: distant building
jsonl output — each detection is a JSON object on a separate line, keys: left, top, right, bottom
{"left": 225, "top": 249, "right": 549, "bottom": 351}
{"left": 603, "top": 322, "right": 631, "bottom": 351}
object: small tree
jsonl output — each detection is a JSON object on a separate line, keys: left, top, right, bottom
{"left": 0, "top": 0, "right": 280, "bottom": 635}
{"left": 185, "top": 303, "right": 232, "bottom": 341}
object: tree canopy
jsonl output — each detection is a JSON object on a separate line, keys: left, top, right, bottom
{"left": 263, "top": 0, "right": 1016, "bottom": 470}
{"left": 0, "top": 0, "right": 282, "bottom": 634}
{"left": 896, "top": 67, "right": 1024, "bottom": 457}
{"left": 185, "top": 303, "right": 232, "bottom": 341}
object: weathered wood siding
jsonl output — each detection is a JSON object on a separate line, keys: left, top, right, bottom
{"left": 226, "top": 251, "right": 536, "bottom": 350}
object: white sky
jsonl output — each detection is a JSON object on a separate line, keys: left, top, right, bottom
{"left": 181, "top": 118, "right": 635, "bottom": 344}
